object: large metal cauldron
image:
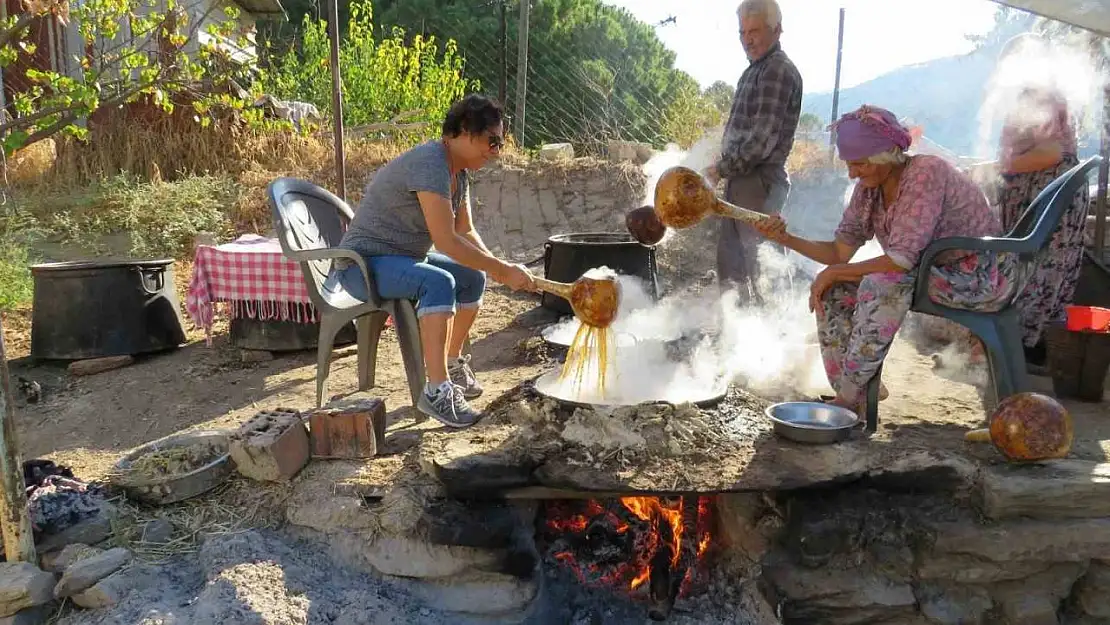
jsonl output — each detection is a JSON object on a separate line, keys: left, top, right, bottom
{"left": 30, "top": 259, "right": 187, "bottom": 360}
{"left": 542, "top": 232, "right": 659, "bottom": 315}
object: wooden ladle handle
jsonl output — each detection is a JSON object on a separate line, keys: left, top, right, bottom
{"left": 533, "top": 277, "right": 573, "bottom": 299}
{"left": 713, "top": 198, "right": 772, "bottom": 225}
{"left": 965, "top": 428, "right": 992, "bottom": 444}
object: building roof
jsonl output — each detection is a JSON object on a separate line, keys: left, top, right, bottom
{"left": 232, "top": 0, "right": 285, "bottom": 17}
{"left": 990, "top": 0, "right": 1110, "bottom": 37}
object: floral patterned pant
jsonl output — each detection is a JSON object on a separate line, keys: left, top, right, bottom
{"left": 817, "top": 252, "right": 1019, "bottom": 403}
{"left": 998, "top": 154, "right": 1089, "bottom": 347}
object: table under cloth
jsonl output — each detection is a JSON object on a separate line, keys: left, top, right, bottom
{"left": 185, "top": 234, "right": 394, "bottom": 344}
{"left": 185, "top": 234, "right": 320, "bottom": 341}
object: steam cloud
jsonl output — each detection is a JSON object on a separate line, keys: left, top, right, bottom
{"left": 543, "top": 28, "right": 1106, "bottom": 407}
{"left": 540, "top": 135, "right": 859, "bottom": 405}
{"left": 973, "top": 31, "right": 1102, "bottom": 185}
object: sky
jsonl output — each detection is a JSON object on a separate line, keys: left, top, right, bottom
{"left": 601, "top": 0, "right": 1002, "bottom": 93}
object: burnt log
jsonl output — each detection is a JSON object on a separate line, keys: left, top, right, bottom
{"left": 648, "top": 520, "right": 677, "bottom": 621}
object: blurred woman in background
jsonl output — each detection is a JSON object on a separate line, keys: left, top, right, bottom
{"left": 989, "top": 34, "right": 1089, "bottom": 369}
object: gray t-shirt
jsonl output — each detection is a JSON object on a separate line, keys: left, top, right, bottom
{"left": 340, "top": 140, "right": 468, "bottom": 258}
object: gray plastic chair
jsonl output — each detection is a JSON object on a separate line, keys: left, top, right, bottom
{"left": 861, "top": 156, "right": 1101, "bottom": 430}
{"left": 268, "top": 177, "right": 426, "bottom": 408}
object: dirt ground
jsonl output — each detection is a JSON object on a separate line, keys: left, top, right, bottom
{"left": 5, "top": 277, "right": 1108, "bottom": 486}
{"left": 3, "top": 283, "right": 550, "bottom": 480}
{"left": 5, "top": 266, "right": 1110, "bottom": 625}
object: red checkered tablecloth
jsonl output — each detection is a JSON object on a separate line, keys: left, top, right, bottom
{"left": 185, "top": 234, "right": 318, "bottom": 339}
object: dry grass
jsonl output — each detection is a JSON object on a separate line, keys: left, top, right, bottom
{"left": 786, "top": 139, "right": 841, "bottom": 179}
{"left": 107, "top": 476, "right": 295, "bottom": 563}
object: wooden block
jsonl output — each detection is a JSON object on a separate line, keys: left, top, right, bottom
{"left": 978, "top": 459, "right": 1110, "bottom": 520}
{"left": 308, "top": 398, "right": 386, "bottom": 459}
{"left": 67, "top": 356, "right": 134, "bottom": 377}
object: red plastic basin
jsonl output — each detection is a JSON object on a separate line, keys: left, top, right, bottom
{"left": 1066, "top": 305, "right": 1110, "bottom": 333}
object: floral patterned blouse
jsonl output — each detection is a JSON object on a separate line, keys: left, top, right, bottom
{"left": 835, "top": 155, "right": 1003, "bottom": 270}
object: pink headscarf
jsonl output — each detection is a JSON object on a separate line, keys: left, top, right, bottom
{"left": 830, "top": 105, "right": 914, "bottom": 161}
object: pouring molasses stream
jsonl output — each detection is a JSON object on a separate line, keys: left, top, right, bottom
{"left": 626, "top": 166, "right": 771, "bottom": 246}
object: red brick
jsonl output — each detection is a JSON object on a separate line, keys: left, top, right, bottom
{"left": 308, "top": 398, "right": 386, "bottom": 459}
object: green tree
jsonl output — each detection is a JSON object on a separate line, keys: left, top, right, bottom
{"left": 257, "top": 0, "right": 349, "bottom": 63}
{"left": 966, "top": 5, "right": 1035, "bottom": 50}
{"left": 661, "top": 75, "right": 724, "bottom": 149}
{"left": 368, "top": 0, "right": 704, "bottom": 151}
{"left": 703, "top": 80, "right": 734, "bottom": 115}
{"left": 797, "top": 112, "right": 823, "bottom": 132}
{"left": 260, "top": 0, "right": 476, "bottom": 137}
{"left": 0, "top": 0, "right": 252, "bottom": 154}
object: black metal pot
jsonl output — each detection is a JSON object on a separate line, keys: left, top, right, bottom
{"left": 541, "top": 232, "right": 659, "bottom": 315}
{"left": 30, "top": 259, "right": 187, "bottom": 360}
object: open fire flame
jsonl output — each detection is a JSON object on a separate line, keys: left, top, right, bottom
{"left": 541, "top": 496, "right": 714, "bottom": 617}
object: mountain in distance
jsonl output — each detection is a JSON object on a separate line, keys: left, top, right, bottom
{"left": 800, "top": 39, "right": 1102, "bottom": 160}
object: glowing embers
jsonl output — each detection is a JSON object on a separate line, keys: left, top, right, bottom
{"left": 540, "top": 496, "right": 715, "bottom": 620}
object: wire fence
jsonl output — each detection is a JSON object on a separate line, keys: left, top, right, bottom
{"left": 378, "top": 0, "right": 724, "bottom": 155}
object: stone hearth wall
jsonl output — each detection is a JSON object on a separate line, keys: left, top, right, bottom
{"left": 714, "top": 461, "right": 1110, "bottom": 625}
{"left": 468, "top": 158, "right": 647, "bottom": 263}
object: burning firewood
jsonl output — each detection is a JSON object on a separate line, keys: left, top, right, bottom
{"left": 542, "top": 495, "right": 716, "bottom": 621}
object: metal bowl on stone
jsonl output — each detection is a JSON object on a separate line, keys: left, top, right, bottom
{"left": 110, "top": 430, "right": 233, "bottom": 505}
{"left": 765, "top": 402, "right": 860, "bottom": 444}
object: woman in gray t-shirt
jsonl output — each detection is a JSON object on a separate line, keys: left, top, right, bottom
{"left": 330, "top": 94, "right": 535, "bottom": 428}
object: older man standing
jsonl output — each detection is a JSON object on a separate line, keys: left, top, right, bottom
{"left": 706, "top": 0, "right": 802, "bottom": 305}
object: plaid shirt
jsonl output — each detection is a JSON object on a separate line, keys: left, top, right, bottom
{"left": 719, "top": 43, "right": 803, "bottom": 180}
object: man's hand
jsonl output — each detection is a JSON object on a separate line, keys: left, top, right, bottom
{"left": 494, "top": 263, "right": 536, "bottom": 292}
{"left": 754, "top": 214, "right": 789, "bottom": 244}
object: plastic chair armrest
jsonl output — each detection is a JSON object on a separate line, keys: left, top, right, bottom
{"left": 287, "top": 247, "right": 373, "bottom": 296}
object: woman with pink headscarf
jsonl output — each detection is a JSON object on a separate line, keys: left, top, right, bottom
{"left": 753, "top": 104, "right": 1020, "bottom": 414}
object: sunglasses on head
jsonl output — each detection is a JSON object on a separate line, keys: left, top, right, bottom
{"left": 488, "top": 133, "right": 504, "bottom": 150}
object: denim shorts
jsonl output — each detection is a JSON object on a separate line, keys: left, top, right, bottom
{"left": 330, "top": 252, "right": 486, "bottom": 317}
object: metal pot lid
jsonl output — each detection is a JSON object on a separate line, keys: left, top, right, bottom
{"left": 31, "top": 258, "right": 175, "bottom": 272}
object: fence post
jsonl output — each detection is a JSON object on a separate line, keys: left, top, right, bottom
{"left": 0, "top": 321, "right": 35, "bottom": 564}
{"left": 514, "top": 0, "right": 530, "bottom": 145}
{"left": 1095, "top": 81, "right": 1109, "bottom": 262}
{"left": 829, "top": 8, "right": 845, "bottom": 162}
{"left": 328, "top": 0, "right": 347, "bottom": 201}
{"left": 499, "top": 0, "right": 508, "bottom": 106}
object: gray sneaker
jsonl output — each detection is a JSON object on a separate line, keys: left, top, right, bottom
{"left": 417, "top": 383, "right": 482, "bottom": 428}
{"left": 448, "top": 354, "right": 484, "bottom": 399}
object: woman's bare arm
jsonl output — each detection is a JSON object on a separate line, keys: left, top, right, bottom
{"left": 453, "top": 187, "right": 493, "bottom": 255}
{"left": 1007, "top": 140, "right": 1063, "bottom": 174}
{"left": 780, "top": 234, "right": 859, "bottom": 266}
{"left": 419, "top": 191, "right": 506, "bottom": 275}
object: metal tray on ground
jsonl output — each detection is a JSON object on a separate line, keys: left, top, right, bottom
{"left": 531, "top": 369, "right": 728, "bottom": 409}
{"left": 765, "top": 401, "right": 860, "bottom": 445}
{"left": 110, "top": 430, "right": 233, "bottom": 505}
